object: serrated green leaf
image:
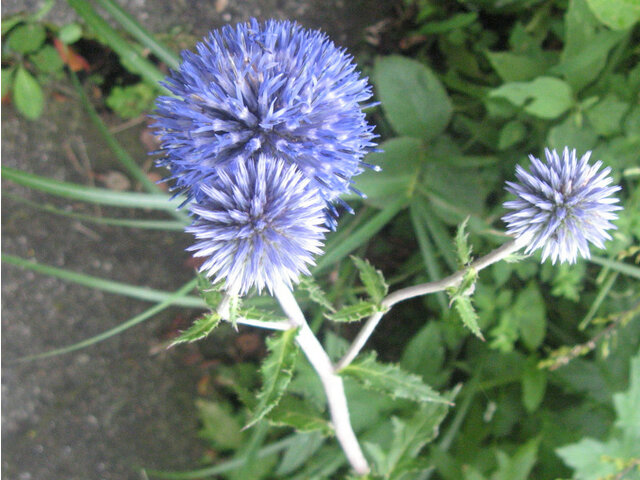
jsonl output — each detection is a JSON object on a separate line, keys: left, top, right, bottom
{"left": 351, "top": 256, "right": 388, "bottom": 305}
{"left": 325, "top": 301, "right": 381, "bottom": 323}
{"left": 368, "top": 388, "right": 457, "bottom": 476}
{"left": 455, "top": 217, "right": 472, "bottom": 266}
{"left": 298, "top": 276, "right": 335, "bottom": 313}
{"left": 246, "top": 329, "right": 299, "bottom": 428}
{"left": 340, "top": 352, "right": 448, "bottom": 404}
{"left": 170, "top": 312, "right": 221, "bottom": 346}
{"left": 268, "top": 395, "right": 333, "bottom": 436}
{"left": 7, "top": 23, "right": 46, "bottom": 54}
{"left": 196, "top": 274, "right": 224, "bottom": 309}
{"left": 13, "top": 67, "right": 44, "bottom": 120}
{"left": 451, "top": 295, "right": 484, "bottom": 341}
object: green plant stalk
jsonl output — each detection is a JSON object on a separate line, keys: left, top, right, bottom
{"left": 230, "top": 421, "right": 270, "bottom": 480}
{"left": 589, "top": 255, "right": 640, "bottom": 280}
{"left": 4, "top": 192, "right": 185, "bottom": 231}
{"left": 314, "top": 196, "right": 407, "bottom": 274}
{"left": 14, "top": 278, "right": 198, "bottom": 362}
{"left": 2, "top": 253, "right": 205, "bottom": 308}
{"left": 2, "top": 166, "right": 183, "bottom": 211}
{"left": 579, "top": 271, "right": 619, "bottom": 330}
{"left": 144, "top": 436, "right": 297, "bottom": 479}
{"left": 94, "top": 0, "right": 181, "bottom": 69}
{"left": 65, "top": 0, "right": 167, "bottom": 88}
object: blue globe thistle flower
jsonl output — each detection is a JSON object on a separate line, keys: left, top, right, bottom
{"left": 154, "top": 18, "right": 377, "bottom": 209}
{"left": 502, "top": 147, "right": 622, "bottom": 264}
{"left": 187, "top": 155, "right": 327, "bottom": 295}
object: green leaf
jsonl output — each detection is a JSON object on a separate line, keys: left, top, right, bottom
{"left": 196, "top": 275, "right": 224, "bottom": 309}
{"left": 521, "top": 361, "right": 547, "bottom": 413}
{"left": 246, "top": 329, "right": 299, "bottom": 428}
{"left": 1, "top": 68, "right": 15, "bottom": 97}
{"left": 7, "top": 23, "right": 46, "bottom": 54}
{"left": 298, "top": 276, "right": 335, "bottom": 313}
{"left": 29, "top": 45, "right": 65, "bottom": 74}
{"left": 106, "top": 83, "right": 157, "bottom": 119}
{"left": 354, "top": 137, "right": 423, "bottom": 208}
{"left": 13, "top": 67, "right": 44, "bottom": 120}
{"left": 513, "top": 282, "right": 547, "bottom": 350}
{"left": 454, "top": 217, "right": 472, "bottom": 266}
{"left": 340, "top": 352, "right": 449, "bottom": 404}
{"left": 58, "top": 23, "right": 83, "bottom": 44}
{"left": 498, "top": 120, "right": 526, "bottom": 150}
{"left": 492, "top": 437, "right": 540, "bottom": 480}
{"left": 586, "top": 95, "right": 630, "bottom": 137}
{"left": 268, "top": 395, "right": 332, "bottom": 436}
{"left": 275, "top": 432, "right": 326, "bottom": 476}
{"left": 367, "top": 388, "right": 456, "bottom": 477}
{"left": 586, "top": 0, "right": 640, "bottom": 29}
{"left": 400, "top": 322, "right": 448, "bottom": 387}
{"left": 325, "top": 301, "right": 381, "bottom": 323}
{"left": 351, "top": 256, "right": 388, "bottom": 305}
{"left": 485, "top": 51, "right": 552, "bottom": 82}
{"left": 170, "top": 312, "right": 221, "bottom": 347}
{"left": 451, "top": 293, "right": 484, "bottom": 341}
{"left": 374, "top": 55, "right": 452, "bottom": 140}
{"left": 489, "top": 76, "right": 574, "bottom": 119}
{"left": 2, "top": 16, "right": 24, "bottom": 36}
{"left": 196, "top": 399, "right": 243, "bottom": 450}
{"left": 547, "top": 113, "right": 598, "bottom": 152}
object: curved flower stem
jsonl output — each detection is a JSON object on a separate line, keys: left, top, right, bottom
{"left": 336, "top": 239, "right": 521, "bottom": 371}
{"left": 274, "top": 284, "right": 370, "bottom": 475}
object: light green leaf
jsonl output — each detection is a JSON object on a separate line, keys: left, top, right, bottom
{"left": 451, "top": 293, "right": 484, "bottom": 341}
{"left": 513, "top": 282, "right": 547, "bottom": 350}
{"left": 354, "top": 137, "right": 423, "bottom": 208}
{"left": 298, "top": 276, "right": 335, "bottom": 313}
{"left": 169, "top": 312, "right": 221, "bottom": 347}
{"left": 454, "top": 216, "right": 472, "bottom": 266}
{"left": 586, "top": 0, "right": 640, "bottom": 29}
{"left": 29, "top": 45, "right": 65, "bottom": 74}
{"left": 325, "top": 301, "right": 381, "bottom": 323}
{"left": 196, "top": 399, "right": 243, "bottom": 450}
{"left": 522, "top": 361, "right": 547, "bottom": 413}
{"left": 246, "top": 329, "right": 299, "bottom": 428}
{"left": 586, "top": 95, "right": 630, "bottom": 137}
{"left": 58, "top": 23, "right": 83, "bottom": 44}
{"left": 351, "top": 256, "right": 388, "bottom": 305}
{"left": 7, "top": 23, "right": 46, "bottom": 54}
{"left": 196, "top": 275, "right": 224, "bottom": 310}
{"left": 275, "top": 432, "right": 326, "bottom": 476}
{"left": 374, "top": 55, "right": 452, "bottom": 140}
{"left": 339, "top": 352, "right": 448, "bottom": 404}
{"left": 13, "top": 67, "right": 44, "bottom": 120}
{"left": 1, "top": 68, "right": 15, "bottom": 97}
{"left": 268, "top": 396, "right": 332, "bottom": 436}
{"left": 485, "top": 51, "right": 551, "bottom": 82}
{"left": 547, "top": 113, "right": 598, "bottom": 152}
{"left": 492, "top": 438, "right": 540, "bottom": 480}
{"left": 489, "top": 76, "right": 574, "bottom": 119}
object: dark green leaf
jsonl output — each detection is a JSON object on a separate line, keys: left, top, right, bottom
{"left": 498, "top": 120, "right": 526, "bottom": 150}
{"left": 351, "top": 256, "right": 388, "bottom": 305}
{"left": 7, "top": 23, "right": 46, "bottom": 54}
{"left": 485, "top": 51, "right": 552, "bottom": 82}
{"left": 246, "top": 329, "right": 299, "bottom": 428}
{"left": 275, "top": 432, "right": 326, "bottom": 476}
{"left": 340, "top": 352, "right": 449, "bottom": 404}
{"left": 489, "top": 77, "right": 574, "bottom": 119}
{"left": 522, "top": 361, "right": 547, "bottom": 413}
{"left": 196, "top": 399, "right": 243, "bottom": 450}
{"left": 13, "top": 67, "right": 44, "bottom": 119}
{"left": 492, "top": 438, "right": 540, "bottom": 480}
{"left": 400, "top": 322, "right": 448, "bottom": 387}
{"left": 374, "top": 55, "right": 452, "bottom": 140}
{"left": 298, "top": 276, "right": 335, "bottom": 313}
{"left": 586, "top": 95, "right": 629, "bottom": 137}
{"left": 325, "top": 301, "right": 381, "bottom": 323}
{"left": 169, "top": 312, "right": 221, "bottom": 346}
{"left": 268, "top": 395, "right": 332, "bottom": 436}
{"left": 513, "top": 282, "right": 546, "bottom": 351}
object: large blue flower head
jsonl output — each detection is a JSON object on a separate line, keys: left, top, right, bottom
{"left": 187, "top": 155, "right": 327, "bottom": 295}
{"left": 154, "top": 18, "right": 377, "bottom": 211}
{"left": 502, "top": 147, "right": 622, "bottom": 264}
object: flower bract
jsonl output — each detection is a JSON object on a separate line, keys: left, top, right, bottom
{"left": 502, "top": 147, "right": 622, "bottom": 264}
{"left": 154, "top": 18, "right": 377, "bottom": 208}
{"left": 187, "top": 155, "right": 327, "bottom": 295}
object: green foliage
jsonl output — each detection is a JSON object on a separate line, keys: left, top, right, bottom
{"left": 196, "top": 399, "right": 243, "bottom": 451}
{"left": 246, "top": 329, "right": 299, "bottom": 428}
{"left": 325, "top": 301, "right": 382, "bottom": 323}
{"left": 557, "top": 354, "right": 640, "bottom": 480}
{"left": 351, "top": 256, "right": 389, "bottom": 305}
{"left": 106, "top": 82, "right": 157, "bottom": 118}
{"left": 169, "top": 312, "right": 221, "bottom": 346}
{"left": 339, "top": 352, "right": 448, "bottom": 404}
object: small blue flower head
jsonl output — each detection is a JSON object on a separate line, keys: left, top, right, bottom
{"left": 154, "top": 18, "right": 377, "bottom": 208}
{"left": 187, "top": 155, "right": 327, "bottom": 295}
{"left": 502, "top": 147, "right": 622, "bottom": 264}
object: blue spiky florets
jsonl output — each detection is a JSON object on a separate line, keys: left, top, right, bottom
{"left": 154, "top": 18, "right": 377, "bottom": 207}
{"left": 502, "top": 147, "right": 622, "bottom": 264}
{"left": 187, "top": 155, "right": 327, "bottom": 295}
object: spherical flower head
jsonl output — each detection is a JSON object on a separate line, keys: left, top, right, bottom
{"left": 186, "top": 155, "right": 328, "bottom": 295}
{"left": 154, "top": 18, "right": 377, "bottom": 207}
{"left": 502, "top": 147, "right": 622, "bottom": 264}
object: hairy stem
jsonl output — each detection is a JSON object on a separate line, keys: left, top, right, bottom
{"left": 336, "top": 239, "right": 521, "bottom": 370}
{"left": 274, "top": 284, "right": 370, "bottom": 475}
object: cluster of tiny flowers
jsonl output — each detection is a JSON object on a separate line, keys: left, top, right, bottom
{"left": 502, "top": 147, "right": 621, "bottom": 264}
{"left": 155, "top": 19, "right": 377, "bottom": 294}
